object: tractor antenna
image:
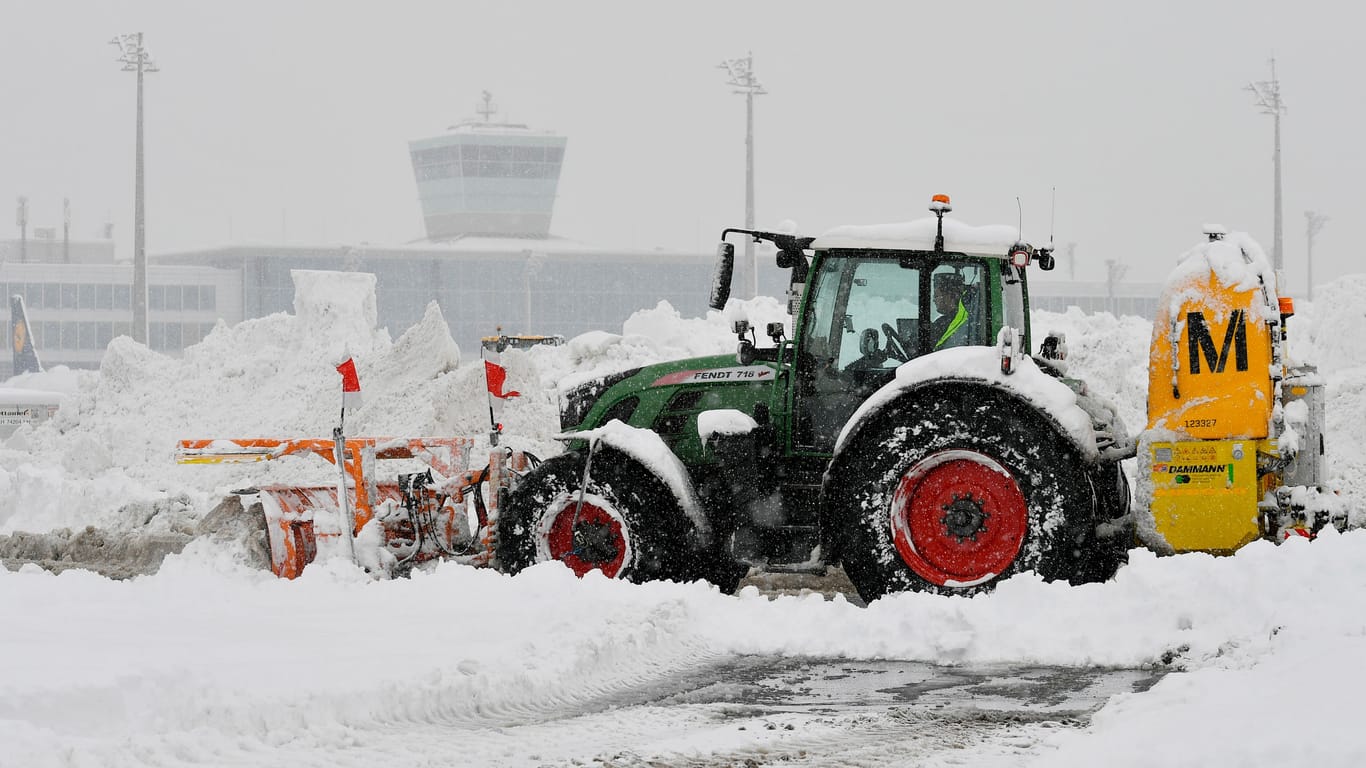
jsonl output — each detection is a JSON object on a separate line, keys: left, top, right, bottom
{"left": 1016, "top": 197, "right": 1024, "bottom": 238}
{"left": 1048, "top": 187, "right": 1056, "bottom": 250}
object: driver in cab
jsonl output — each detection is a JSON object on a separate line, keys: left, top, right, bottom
{"left": 931, "top": 272, "right": 970, "bottom": 350}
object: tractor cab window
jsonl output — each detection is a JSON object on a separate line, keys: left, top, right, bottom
{"left": 928, "top": 262, "right": 987, "bottom": 351}
{"left": 837, "top": 260, "right": 922, "bottom": 371}
{"left": 794, "top": 253, "right": 989, "bottom": 452}
{"left": 795, "top": 255, "right": 922, "bottom": 451}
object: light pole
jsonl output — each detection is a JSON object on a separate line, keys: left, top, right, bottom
{"left": 1247, "top": 58, "right": 1286, "bottom": 282}
{"left": 1105, "top": 258, "right": 1128, "bottom": 316}
{"left": 718, "top": 52, "right": 766, "bottom": 299}
{"left": 111, "top": 32, "right": 158, "bottom": 344}
{"left": 1304, "top": 211, "right": 1328, "bottom": 301}
{"left": 15, "top": 196, "right": 27, "bottom": 263}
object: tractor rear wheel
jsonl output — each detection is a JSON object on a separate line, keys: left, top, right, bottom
{"left": 498, "top": 447, "right": 701, "bottom": 584}
{"left": 825, "top": 385, "right": 1097, "bottom": 602}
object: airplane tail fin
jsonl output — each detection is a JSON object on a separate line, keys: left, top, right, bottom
{"left": 11, "top": 294, "right": 42, "bottom": 376}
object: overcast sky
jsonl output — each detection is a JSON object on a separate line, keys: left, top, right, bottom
{"left": 3, "top": 0, "right": 1359, "bottom": 292}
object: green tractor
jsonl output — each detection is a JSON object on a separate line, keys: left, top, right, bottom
{"left": 498, "top": 195, "right": 1134, "bottom": 601}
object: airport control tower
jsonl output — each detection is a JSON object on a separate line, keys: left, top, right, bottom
{"left": 408, "top": 92, "right": 568, "bottom": 240}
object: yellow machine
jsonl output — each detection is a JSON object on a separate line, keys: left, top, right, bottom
{"left": 1139, "top": 227, "right": 1337, "bottom": 553}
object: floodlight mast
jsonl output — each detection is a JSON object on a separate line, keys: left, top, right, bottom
{"left": 718, "top": 52, "right": 766, "bottom": 300}
{"left": 1247, "top": 57, "right": 1286, "bottom": 285}
{"left": 111, "top": 32, "right": 158, "bottom": 345}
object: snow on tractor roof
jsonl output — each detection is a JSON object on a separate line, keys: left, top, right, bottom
{"left": 811, "top": 216, "right": 1022, "bottom": 255}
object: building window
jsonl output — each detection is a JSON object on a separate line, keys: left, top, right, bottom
{"left": 60, "top": 322, "right": 77, "bottom": 350}
{"left": 201, "top": 321, "right": 216, "bottom": 340}
{"left": 42, "top": 321, "right": 58, "bottom": 348}
{"left": 78, "top": 322, "right": 97, "bottom": 350}
{"left": 61, "top": 284, "right": 77, "bottom": 310}
{"left": 149, "top": 285, "right": 164, "bottom": 311}
{"left": 96, "top": 284, "right": 113, "bottom": 310}
{"left": 148, "top": 322, "right": 164, "bottom": 351}
{"left": 114, "top": 284, "right": 131, "bottom": 310}
{"left": 114, "top": 321, "right": 131, "bottom": 340}
{"left": 165, "top": 322, "right": 182, "bottom": 350}
{"left": 78, "top": 284, "right": 96, "bottom": 309}
{"left": 201, "top": 285, "right": 216, "bottom": 311}
{"left": 164, "top": 285, "right": 181, "bottom": 311}
{"left": 97, "top": 322, "right": 113, "bottom": 349}
{"left": 183, "top": 285, "right": 200, "bottom": 311}
{"left": 33, "top": 283, "right": 48, "bottom": 309}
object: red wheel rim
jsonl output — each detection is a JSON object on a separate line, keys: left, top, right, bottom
{"left": 889, "top": 451, "right": 1028, "bottom": 587}
{"left": 544, "top": 496, "right": 629, "bottom": 578}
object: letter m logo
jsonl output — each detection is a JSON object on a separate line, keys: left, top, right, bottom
{"left": 1187, "top": 310, "right": 1248, "bottom": 374}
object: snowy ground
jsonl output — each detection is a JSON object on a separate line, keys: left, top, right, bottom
{"left": 2, "top": 269, "right": 1365, "bottom": 766}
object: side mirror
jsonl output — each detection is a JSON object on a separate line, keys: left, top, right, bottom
{"left": 709, "top": 242, "right": 735, "bottom": 310}
{"left": 859, "top": 328, "right": 880, "bottom": 357}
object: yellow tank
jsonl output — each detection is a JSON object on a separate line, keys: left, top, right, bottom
{"left": 1147, "top": 268, "right": 1276, "bottom": 438}
{"left": 1142, "top": 231, "right": 1280, "bottom": 553}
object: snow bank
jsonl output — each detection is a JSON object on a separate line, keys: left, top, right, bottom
{"left": 0, "top": 271, "right": 453, "bottom": 535}
{"left": 5, "top": 528, "right": 1366, "bottom": 766}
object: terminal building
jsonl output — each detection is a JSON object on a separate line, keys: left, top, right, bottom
{"left": 155, "top": 93, "right": 727, "bottom": 356}
{"left": 3, "top": 94, "right": 1149, "bottom": 375}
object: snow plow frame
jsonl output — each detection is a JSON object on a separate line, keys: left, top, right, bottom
{"left": 177, "top": 437, "right": 527, "bottom": 578}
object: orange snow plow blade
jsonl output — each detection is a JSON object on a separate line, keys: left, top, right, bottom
{"left": 177, "top": 437, "right": 487, "bottom": 578}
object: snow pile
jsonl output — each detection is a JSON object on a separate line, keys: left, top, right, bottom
{"left": 550, "top": 297, "right": 786, "bottom": 392}
{"left": 0, "top": 365, "right": 84, "bottom": 397}
{"left": 0, "top": 271, "right": 461, "bottom": 535}
{"left": 0, "top": 287, "right": 777, "bottom": 547}
{"left": 5, "top": 528, "right": 1366, "bottom": 766}
{"left": 1290, "top": 275, "right": 1366, "bottom": 372}
{"left": 1030, "top": 309, "right": 1153, "bottom": 437}
{"left": 1286, "top": 277, "right": 1366, "bottom": 519}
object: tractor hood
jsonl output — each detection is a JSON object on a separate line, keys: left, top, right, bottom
{"left": 559, "top": 354, "right": 778, "bottom": 433}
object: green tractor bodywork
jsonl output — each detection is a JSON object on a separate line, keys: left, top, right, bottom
{"left": 502, "top": 199, "right": 1132, "bottom": 600}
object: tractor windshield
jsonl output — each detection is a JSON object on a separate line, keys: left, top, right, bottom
{"left": 793, "top": 251, "right": 988, "bottom": 451}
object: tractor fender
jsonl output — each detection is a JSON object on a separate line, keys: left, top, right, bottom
{"left": 563, "top": 419, "right": 712, "bottom": 542}
{"left": 834, "top": 346, "right": 1103, "bottom": 463}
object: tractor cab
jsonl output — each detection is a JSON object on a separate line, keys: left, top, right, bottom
{"left": 712, "top": 195, "right": 1050, "bottom": 454}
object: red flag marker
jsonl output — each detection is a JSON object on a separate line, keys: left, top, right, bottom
{"left": 336, "top": 357, "right": 362, "bottom": 410}
{"left": 481, "top": 346, "right": 519, "bottom": 432}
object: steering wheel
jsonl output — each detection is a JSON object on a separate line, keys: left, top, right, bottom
{"left": 882, "top": 323, "right": 909, "bottom": 362}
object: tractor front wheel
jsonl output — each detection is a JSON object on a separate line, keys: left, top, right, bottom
{"left": 498, "top": 447, "right": 698, "bottom": 584}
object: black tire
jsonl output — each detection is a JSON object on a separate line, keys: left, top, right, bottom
{"left": 498, "top": 447, "right": 704, "bottom": 585}
{"left": 824, "top": 383, "right": 1098, "bottom": 602}
{"left": 1074, "top": 461, "right": 1134, "bottom": 584}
